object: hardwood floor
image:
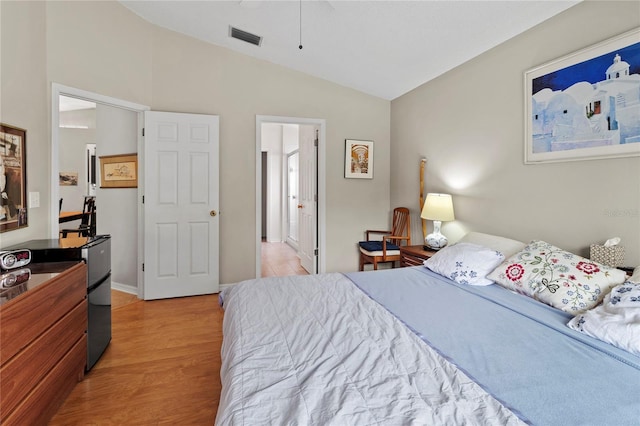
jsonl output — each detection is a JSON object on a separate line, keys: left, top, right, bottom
{"left": 51, "top": 244, "right": 306, "bottom": 424}
{"left": 110, "top": 288, "right": 139, "bottom": 310}
{"left": 261, "top": 241, "right": 310, "bottom": 277}
{"left": 50, "top": 292, "right": 224, "bottom": 425}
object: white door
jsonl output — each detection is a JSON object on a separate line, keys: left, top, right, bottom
{"left": 143, "top": 111, "right": 219, "bottom": 300}
{"left": 298, "top": 125, "right": 317, "bottom": 274}
{"left": 287, "top": 152, "right": 299, "bottom": 245}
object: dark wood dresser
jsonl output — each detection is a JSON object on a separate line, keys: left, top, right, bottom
{"left": 0, "top": 262, "right": 87, "bottom": 425}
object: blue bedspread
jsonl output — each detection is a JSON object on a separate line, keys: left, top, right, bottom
{"left": 346, "top": 267, "right": 640, "bottom": 426}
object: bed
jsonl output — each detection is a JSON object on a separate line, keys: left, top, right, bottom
{"left": 216, "top": 233, "right": 640, "bottom": 425}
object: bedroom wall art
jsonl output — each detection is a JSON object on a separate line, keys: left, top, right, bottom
{"left": 525, "top": 28, "right": 640, "bottom": 163}
{"left": 345, "top": 139, "right": 373, "bottom": 179}
{"left": 59, "top": 172, "right": 78, "bottom": 186}
{"left": 0, "top": 123, "right": 28, "bottom": 232}
{"left": 99, "top": 153, "right": 138, "bottom": 188}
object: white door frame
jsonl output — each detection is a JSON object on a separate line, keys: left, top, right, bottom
{"left": 255, "top": 115, "right": 326, "bottom": 277}
{"left": 51, "top": 83, "right": 149, "bottom": 298}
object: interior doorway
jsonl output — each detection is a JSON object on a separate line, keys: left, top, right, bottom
{"left": 51, "top": 84, "right": 148, "bottom": 297}
{"left": 255, "top": 115, "right": 326, "bottom": 278}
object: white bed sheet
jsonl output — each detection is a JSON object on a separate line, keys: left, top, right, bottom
{"left": 217, "top": 273, "right": 525, "bottom": 425}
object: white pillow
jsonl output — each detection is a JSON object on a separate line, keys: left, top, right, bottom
{"left": 424, "top": 242, "right": 505, "bottom": 286}
{"left": 627, "top": 266, "right": 640, "bottom": 284}
{"left": 459, "top": 232, "right": 526, "bottom": 259}
{"left": 567, "top": 282, "right": 640, "bottom": 356}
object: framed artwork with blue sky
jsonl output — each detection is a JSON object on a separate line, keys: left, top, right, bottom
{"left": 525, "top": 28, "right": 640, "bottom": 163}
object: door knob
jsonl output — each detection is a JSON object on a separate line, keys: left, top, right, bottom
{"left": 210, "top": 210, "right": 217, "bottom": 217}
{"left": 297, "top": 204, "right": 303, "bottom": 209}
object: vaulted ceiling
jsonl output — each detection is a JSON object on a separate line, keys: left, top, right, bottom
{"left": 118, "top": 1, "right": 580, "bottom": 100}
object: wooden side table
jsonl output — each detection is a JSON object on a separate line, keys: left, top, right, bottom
{"left": 400, "top": 245, "right": 438, "bottom": 267}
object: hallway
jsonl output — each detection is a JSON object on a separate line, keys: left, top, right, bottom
{"left": 261, "top": 242, "right": 309, "bottom": 277}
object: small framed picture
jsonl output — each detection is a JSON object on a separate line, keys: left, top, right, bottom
{"left": 345, "top": 139, "right": 373, "bottom": 179}
{"left": 59, "top": 172, "right": 79, "bottom": 186}
{"left": 99, "top": 153, "right": 138, "bottom": 188}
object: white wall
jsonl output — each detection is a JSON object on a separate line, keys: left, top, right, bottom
{"left": 262, "top": 123, "right": 300, "bottom": 243}
{"left": 391, "top": 1, "right": 640, "bottom": 266}
{"left": 262, "top": 123, "right": 283, "bottom": 242}
{"left": 95, "top": 104, "right": 138, "bottom": 291}
{"left": 0, "top": 1, "right": 390, "bottom": 282}
{"left": 283, "top": 125, "right": 299, "bottom": 154}
{"left": 0, "top": 0, "right": 48, "bottom": 247}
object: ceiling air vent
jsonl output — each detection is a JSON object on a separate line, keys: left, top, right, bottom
{"left": 229, "top": 26, "right": 262, "bottom": 46}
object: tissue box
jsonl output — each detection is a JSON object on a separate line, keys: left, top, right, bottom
{"left": 590, "top": 244, "right": 625, "bottom": 267}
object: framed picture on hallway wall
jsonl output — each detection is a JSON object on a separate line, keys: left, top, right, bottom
{"left": 345, "top": 139, "right": 373, "bottom": 179}
{"left": 524, "top": 28, "right": 640, "bottom": 164}
{"left": 0, "top": 123, "right": 28, "bottom": 233}
{"left": 99, "top": 153, "right": 138, "bottom": 188}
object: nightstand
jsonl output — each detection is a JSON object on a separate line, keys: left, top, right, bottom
{"left": 400, "top": 245, "right": 438, "bottom": 267}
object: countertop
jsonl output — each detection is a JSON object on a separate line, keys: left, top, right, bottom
{"left": 0, "top": 261, "right": 83, "bottom": 306}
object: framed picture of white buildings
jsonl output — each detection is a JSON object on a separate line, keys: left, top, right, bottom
{"left": 525, "top": 28, "right": 640, "bottom": 163}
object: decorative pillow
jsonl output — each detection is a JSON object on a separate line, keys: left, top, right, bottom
{"left": 567, "top": 282, "right": 640, "bottom": 356}
{"left": 487, "top": 240, "right": 627, "bottom": 313}
{"left": 459, "top": 231, "right": 526, "bottom": 259}
{"left": 424, "top": 242, "right": 505, "bottom": 286}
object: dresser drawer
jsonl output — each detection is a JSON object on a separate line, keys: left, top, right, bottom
{"left": 2, "top": 335, "right": 86, "bottom": 426}
{"left": 0, "top": 300, "right": 87, "bottom": 419}
{"left": 0, "top": 263, "right": 86, "bottom": 364}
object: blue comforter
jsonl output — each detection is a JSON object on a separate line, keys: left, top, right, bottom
{"left": 346, "top": 266, "right": 640, "bottom": 426}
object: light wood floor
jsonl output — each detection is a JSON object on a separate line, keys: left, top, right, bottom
{"left": 50, "top": 243, "right": 307, "bottom": 424}
{"left": 50, "top": 292, "right": 224, "bottom": 425}
{"left": 261, "top": 241, "right": 310, "bottom": 277}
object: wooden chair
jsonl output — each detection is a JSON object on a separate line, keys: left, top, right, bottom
{"left": 359, "top": 207, "right": 411, "bottom": 271}
{"left": 60, "top": 196, "right": 96, "bottom": 238}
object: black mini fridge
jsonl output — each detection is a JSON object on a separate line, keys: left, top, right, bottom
{"left": 84, "top": 236, "right": 112, "bottom": 371}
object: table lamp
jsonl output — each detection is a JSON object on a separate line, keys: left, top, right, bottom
{"left": 421, "top": 193, "right": 455, "bottom": 250}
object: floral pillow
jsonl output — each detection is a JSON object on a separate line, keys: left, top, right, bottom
{"left": 567, "top": 282, "right": 640, "bottom": 356}
{"left": 487, "top": 240, "right": 627, "bottom": 313}
{"left": 424, "top": 242, "right": 505, "bottom": 286}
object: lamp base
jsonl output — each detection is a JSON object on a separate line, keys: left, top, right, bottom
{"left": 425, "top": 232, "right": 448, "bottom": 251}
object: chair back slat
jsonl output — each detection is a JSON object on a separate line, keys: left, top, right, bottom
{"left": 81, "top": 197, "right": 96, "bottom": 226}
{"left": 390, "top": 207, "right": 411, "bottom": 246}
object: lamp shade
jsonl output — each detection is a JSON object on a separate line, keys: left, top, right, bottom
{"left": 421, "top": 193, "right": 455, "bottom": 221}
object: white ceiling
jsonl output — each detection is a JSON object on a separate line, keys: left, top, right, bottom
{"left": 116, "top": 0, "right": 580, "bottom": 101}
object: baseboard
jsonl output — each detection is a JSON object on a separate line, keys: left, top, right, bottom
{"left": 111, "top": 281, "right": 138, "bottom": 295}
{"left": 113, "top": 281, "right": 231, "bottom": 297}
